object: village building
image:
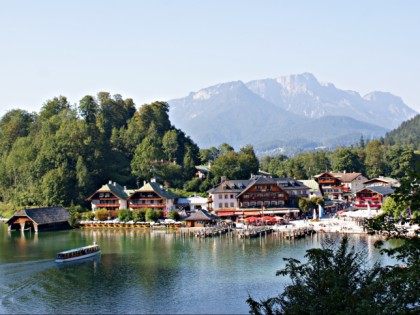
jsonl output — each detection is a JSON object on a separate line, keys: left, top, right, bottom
{"left": 362, "top": 176, "right": 400, "bottom": 188}
{"left": 331, "top": 172, "right": 368, "bottom": 194}
{"left": 7, "top": 206, "right": 70, "bottom": 232}
{"left": 177, "top": 195, "right": 209, "bottom": 211}
{"left": 314, "top": 172, "right": 346, "bottom": 200}
{"left": 128, "top": 178, "right": 178, "bottom": 213}
{"left": 354, "top": 186, "right": 394, "bottom": 209}
{"left": 87, "top": 181, "right": 132, "bottom": 211}
{"left": 297, "top": 179, "right": 322, "bottom": 197}
{"left": 195, "top": 164, "right": 211, "bottom": 180}
{"left": 208, "top": 175, "right": 306, "bottom": 219}
{"left": 275, "top": 177, "right": 311, "bottom": 202}
{"left": 237, "top": 177, "right": 289, "bottom": 209}
{"left": 207, "top": 178, "right": 251, "bottom": 213}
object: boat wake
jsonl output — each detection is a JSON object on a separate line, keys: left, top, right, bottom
{"left": 0, "top": 259, "right": 55, "bottom": 310}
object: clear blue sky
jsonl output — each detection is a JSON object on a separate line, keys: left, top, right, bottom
{"left": 1, "top": 0, "right": 420, "bottom": 116}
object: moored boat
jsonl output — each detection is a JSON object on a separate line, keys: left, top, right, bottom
{"left": 55, "top": 242, "right": 101, "bottom": 263}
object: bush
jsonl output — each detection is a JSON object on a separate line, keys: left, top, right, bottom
{"left": 81, "top": 211, "right": 95, "bottom": 220}
{"left": 145, "top": 208, "right": 159, "bottom": 222}
{"left": 95, "top": 209, "right": 109, "bottom": 221}
{"left": 133, "top": 209, "right": 146, "bottom": 222}
{"left": 118, "top": 209, "right": 133, "bottom": 222}
{"left": 68, "top": 211, "right": 81, "bottom": 227}
{"left": 156, "top": 210, "right": 164, "bottom": 219}
{"left": 108, "top": 210, "right": 118, "bottom": 219}
{"left": 168, "top": 210, "right": 180, "bottom": 221}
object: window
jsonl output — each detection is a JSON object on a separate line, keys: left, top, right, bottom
{"left": 230, "top": 202, "right": 234, "bottom": 207}
{"left": 278, "top": 193, "right": 284, "bottom": 197}
{"left": 218, "top": 203, "right": 222, "bottom": 208}
{"left": 271, "top": 201, "right": 278, "bottom": 206}
{"left": 257, "top": 201, "right": 263, "bottom": 206}
{"left": 224, "top": 202, "right": 228, "bottom": 208}
{"left": 264, "top": 201, "right": 270, "bottom": 206}
{"left": 244, "top": 194, "right": 249, "bottom": 199}
{"left": 250, "top": 202, "right": 256, "bottom": 207}
{"left": 243, "top": 202, "right": 249, "bottom": 207}
{"left": 225, "top": 194, "right": 228, "bottom": 199}
{"left": 230, "top": 194, "right": 234, "bottom": 199}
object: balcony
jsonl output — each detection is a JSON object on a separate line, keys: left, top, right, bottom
{"left": 356, "top": 197, "right": 380, "bottom": 201}
{"left": 94, "top": 203, "right": 120, "bottom": 208}
{"left": 318, "top": 179, "right": 336, "bottom": 184}
{"left": 130, "top": 204, "right": 165, "bottom": 209}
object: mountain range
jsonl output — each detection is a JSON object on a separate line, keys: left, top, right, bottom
{"left": 168, "top": 73, "right": 418, "bottom": 156}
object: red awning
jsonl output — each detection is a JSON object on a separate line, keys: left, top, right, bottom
{"left": 244, "top": 211, "right": 261, "bottom": 217}
{"left": 262, "top": 216, "right": 277, "bottom": 222}
{"left": 217, "top": 211, "right": 235, "bottom": 217}
{"left": 244, "top": 217, "right": 260, "bottom": 222}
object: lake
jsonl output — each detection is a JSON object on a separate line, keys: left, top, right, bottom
{"left": 0, "top": 223, "right": 396, "bottom": 314}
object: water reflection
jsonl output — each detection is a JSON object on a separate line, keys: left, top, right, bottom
{"left": 0, "top": 224, "right": 397, "bottom": 314}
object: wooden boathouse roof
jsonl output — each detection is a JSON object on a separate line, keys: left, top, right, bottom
{"left": 184, "top": 210, "right": 218, "bottom": 221}
{"left": 7, "top": 206, "right": 69, "bottom": 225}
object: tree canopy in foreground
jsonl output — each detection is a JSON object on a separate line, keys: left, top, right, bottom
{"left": 247, "top": 235, "right": 419, "bottom": 315}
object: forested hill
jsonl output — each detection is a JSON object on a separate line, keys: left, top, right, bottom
{"left": 0, "top": 93, "right": 202, "bottom": 208}
{"left": 383, "top": 114, "right": 420, "bottom": 150}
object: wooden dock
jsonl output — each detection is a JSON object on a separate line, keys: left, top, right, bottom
{"left": 79, "top": 221, "right": 181, "bottom": 229}
{"left": 194, "top": 226, "right": 231, "bottom": 238}
{"left": 237, "top": 226, "right": 274, "bottom": 239}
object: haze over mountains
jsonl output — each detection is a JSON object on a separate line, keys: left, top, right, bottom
{"left": 168, "top": 73, "right": 418, "bottom": 156}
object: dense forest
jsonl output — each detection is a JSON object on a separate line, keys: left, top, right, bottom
{"left": 259, "top": 137, "right": 418, "bottom": 180}
{"left": 0, "top": 93, "right": 259, "bottom": 210}
{"left": 383, "top": 114, "right": 420, "bottom": 150}
{"left": 0, "top": 93, "right": 418, "bottom": 212}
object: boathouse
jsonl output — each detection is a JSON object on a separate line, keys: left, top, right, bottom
{"left": 7, "top": 206, "right": 70, "bottom": 232}
{"left": 183, "top": 209, "right": 218, "bottom": 227}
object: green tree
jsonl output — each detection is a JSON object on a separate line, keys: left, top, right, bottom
{"left": 95, "top": 209, "right": 109, "bottom": 221}
{"left": 247, "top": 236, "right": 384, "bottom": 315}
{"left": 168, "top": 210, "right": 180, "bottom": 221}
{"left": 162, "top": 130, "right": 179, "bottom": 161}
{"left": 199, "top": 147, "right": 219, "bottom": 164}
{"left": 331, "top": 147, "right": 362, "bottom": 173}
{"left": 365, "top": 140, "right": 387, "bottom": 178}
{"left": 39, "top": 96, "right": 71, "bottom": 121}
{"left": 118, "top": 209, "right": 133, "bottom": 222}
{"left": 145, "top": 208, "right": 159, "bottom": 222}
{"left": 78, "top": 95, "right": 98, "bottom": 124}
{"left": 133, "top": 209, "right": 146, "bottom": 222}
{"left": 386, "top": 146, "right": 415, "bottom": 179}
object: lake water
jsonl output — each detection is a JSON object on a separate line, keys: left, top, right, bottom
{"left": 0, "top": 223, "right": 397, "bottom": 314}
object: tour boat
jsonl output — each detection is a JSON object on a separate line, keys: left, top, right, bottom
{"left": 55, "top": 242, "right": 101, "bottom": 263}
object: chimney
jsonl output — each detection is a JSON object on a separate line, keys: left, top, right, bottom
{"left": 151, "top": 177, "right": 157, "bottom": 183}
{"left": 109, "top": 180, "right": 112, "bottom": 184}
{"left": 143, "top": 180, "right": 146, "bottom": 186}
{"left": 124, "top": 186, "right": 127, "bottom": 190}
{"left": 113, "top": 182, "right": 116, "bottom": 186}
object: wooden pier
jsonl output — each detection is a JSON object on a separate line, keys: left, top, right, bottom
{"left": 237, "top": 226, "right": 273, "bottom": 238}
{"left": 194, "top": 226, "right": 231, "bottom": 238}
{"left": 79, "top": 221, "right": 181, "bottom": 230}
